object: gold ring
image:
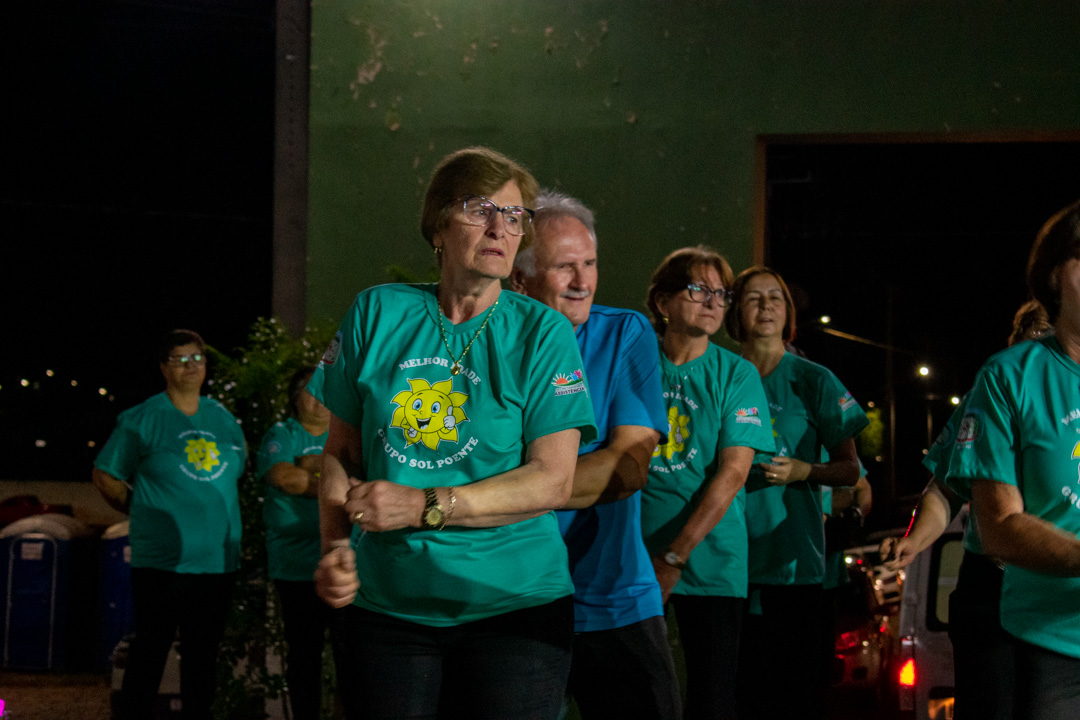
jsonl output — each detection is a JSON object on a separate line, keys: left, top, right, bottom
{"left": 352, "top": 511, "right": 364, "bottom": 523}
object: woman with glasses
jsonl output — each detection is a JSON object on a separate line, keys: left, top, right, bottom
{"left": 639, "top": 246, "right": 776, "bottom": 719}
{"left": 948, "top": 200, "right": 1080, "bottom": 720}
{"left": 256, "top": 365, "right": 331, "bottom": 720}
{"left": 724, "top": 267, "right": 868, "bottom": 720}
{"left": 313, "top": 146, "right": 596, "bottom": 719}
{"left": 92, "top": 329, "right": 246, "bottom": 720}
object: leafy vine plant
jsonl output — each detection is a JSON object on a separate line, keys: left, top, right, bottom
{"left": 206, "top": 317, "right": 336, "bottom": 720}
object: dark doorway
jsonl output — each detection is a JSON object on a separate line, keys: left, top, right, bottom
{"left": 761, "top": 138, "right": 1080, "bottom": 526}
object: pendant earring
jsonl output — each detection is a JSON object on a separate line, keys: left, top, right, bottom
{"left": 662, "top": 316, "right": 669, "bottom": 325}
{"left": 434, "top": 246, "right": 442, "bottom": 256}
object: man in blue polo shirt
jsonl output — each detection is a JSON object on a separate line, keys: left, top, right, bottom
{"left": 511, "top": 190, "right": 678, "bottom": 719}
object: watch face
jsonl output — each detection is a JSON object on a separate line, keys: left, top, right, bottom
{"left": 425, "top": 507, "right": 444, "bottom": 527}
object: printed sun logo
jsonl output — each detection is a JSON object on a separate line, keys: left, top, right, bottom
{"left": 391, "top": 378, "right": 469, "bottom": 451}
{"left": 653, "top": 406, "right": 691, "bottom": 460}
{"left": 185, "top": 438, "right": 220, "bottom": 472}
{"left": 551, "top": 370, "right": 583, "bottom": 387}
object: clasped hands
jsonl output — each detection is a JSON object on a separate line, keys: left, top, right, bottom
{"left": 315, "top": 478, "right": 425, "bottom": 609}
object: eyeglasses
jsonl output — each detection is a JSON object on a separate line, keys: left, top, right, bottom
{"left": 167, "top": 353, "right": 206, "bottom": 366}
{"left": 461, "top": 195, "right": 535, "bottom": 236}
{"left": 686, "top": 284, "right": 733, "bottom": 307}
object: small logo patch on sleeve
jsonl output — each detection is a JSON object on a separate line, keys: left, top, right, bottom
{"left": 321, "top": 331, "right": 342, "bottom": 367}
{"left": 955, "top": 410, "right": 982, "bottom": 448}
{"left": 838, "top": 392, "right": 858, "bottom": 411}
{"left": 734, "top": 407, "right": 762, "bottom": 426}
{"left": 551, "top": 369, "right": 587, "bottom": 396}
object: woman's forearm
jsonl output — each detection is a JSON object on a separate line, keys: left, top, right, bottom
{"left": 91, "top": 468, "right": 130, "bottom": 513}
{"left": 973, "top": 478, "right": 1080, "bottom": 576}
{"left": 668, "top": 446, "right": 755, "bottom": 559}
{"left": 904, "top": 478, "right": 954, "bottom": 554}
{"left": 319, "top": 453, "right": 355, "bottom": 551}
{"left": 320, "top": 415, "right": 365, "bottom": 551}
{"left": 451, "top": 428, "right": 580, "bottom": 527}
{"left": 808, "top": 437, "right": 861, "bottom": 487}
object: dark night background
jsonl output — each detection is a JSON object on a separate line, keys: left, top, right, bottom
{"left": 3, "top": 2, "right": 1080, "bottom": 528}
{"left": 766, "top": 141, "right": 1080, "bottom": 510}
{"left": 2, "top": 1, "right": 275, "bottom": 480}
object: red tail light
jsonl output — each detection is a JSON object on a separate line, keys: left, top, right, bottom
{"left": 898, "top": 635, "right": 916, "bottom": 713}
{"left": 899, "top": 658, "right": 916, "bottom": 687}
{"left": 836, "top": 626, "right": 874, "bottom": 651}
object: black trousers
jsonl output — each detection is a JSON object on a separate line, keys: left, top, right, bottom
{"left": 275, "top": 579, "right": 334, "bottom": 720}
{"left": 1013, "top": 635, "right": 1080, "bottom": 720}
{"left": 949, "top": 550, "right": 1013, "bottom": 720}
{"left": 737, "top": 583, "right": 825, "bottom": 720}
{"left": 568, "top": 614, "right": 682, "bottom": 720}
{"left": 119, "top": 568, "right": 234, "bottom": 720}
{"left": 670, "top": 595, "right": 744, "bottom": 720}
{"left": 331, "top": 597, "right": 573, "bottom": 720}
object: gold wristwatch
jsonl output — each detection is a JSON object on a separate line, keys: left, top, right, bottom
{"left": 421, "top": 487, "right": 447, "bottom": 530}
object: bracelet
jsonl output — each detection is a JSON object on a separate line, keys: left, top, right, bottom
{"left": 445, "top": 487, "right": 457, "bottom": 524}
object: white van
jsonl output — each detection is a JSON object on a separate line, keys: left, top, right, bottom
{"left": 893, "top": 509, "right": 967, "bottom": 720}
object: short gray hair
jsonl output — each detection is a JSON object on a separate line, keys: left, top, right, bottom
{"left": 514, "top": 189, "right": 598, "bottom": 277}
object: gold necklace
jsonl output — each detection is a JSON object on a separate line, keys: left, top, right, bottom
{"left": 437, "top": 295, "right": 500, "bottom": 375}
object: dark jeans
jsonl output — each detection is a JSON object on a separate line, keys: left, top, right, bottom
{"left": 670, "top": 595, "right": 743, "bottom": 720}
{"left": 948, "top": 550, "right": 1013, "bottom": 720}
{"left": 737, "top": 583, "right": 825, "bottom": 720}
{"left": 119, "top": 568, "right": 235, "bottom": 720}
{"left": 568, "top": 614, "right": 681, "bottom": 720}
{"left": 275, "top": 580, "right": 334, "bottom": 720}
{"left": 1013, "top": 635, "right": 1080, "bottom": 720}
{"left": 331, "top": 597, "right": 573, "bottom": 720}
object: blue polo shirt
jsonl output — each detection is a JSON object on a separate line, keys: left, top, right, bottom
{"left": 556, "top": 306, "right": 668, "bottom": 633}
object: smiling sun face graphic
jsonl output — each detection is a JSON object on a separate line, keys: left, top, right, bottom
{"left": 653, "top": 406, "right": 690, "bottom": 460}
{"left": 390, "top": 378, "right": 470, "bottom": 450}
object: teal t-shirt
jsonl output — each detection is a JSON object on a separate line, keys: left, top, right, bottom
{"left": 925, "top": 399, "right": 984, "bottom": 556}
{"left": 946, "top": 336, "right": 1080, "bottom": 659}
{"left": 94, "top": 393, "right": 246, "bottom": 573}
{"left": 640, "top": 343, "right": 775, "bottom": 598}
{"left": 745, "top": 353, "right": 869, "bottom": 585}
{"left": 257, "top": 417, "right": 327, "bottom": 582}
{"left": 318, "top": 283, "right": 598, "bottom": 627}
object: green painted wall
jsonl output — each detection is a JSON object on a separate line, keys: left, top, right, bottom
{"left": 308, "top": 1, "right": 1080, "bottom": 323}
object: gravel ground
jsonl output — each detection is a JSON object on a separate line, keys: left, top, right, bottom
{"left": 1, "top": 672, "right": 112, "bottom": 720}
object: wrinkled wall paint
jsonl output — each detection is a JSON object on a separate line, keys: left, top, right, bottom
{"left": 308, "top": 1, "right": 1080, "bottom": 323}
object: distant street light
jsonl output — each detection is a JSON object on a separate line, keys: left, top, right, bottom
{"left": 918, "top": 365, "right": 930, "bottom": 377}
{"left": 820, "top": 315, "right": 831, "bottom": 324}
{"left": 950, "top": 396, "right": 961, "bottom": 405}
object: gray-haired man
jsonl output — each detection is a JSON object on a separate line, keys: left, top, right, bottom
{"left": 510, "top": 190, "right": 680, "bottom": 719}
